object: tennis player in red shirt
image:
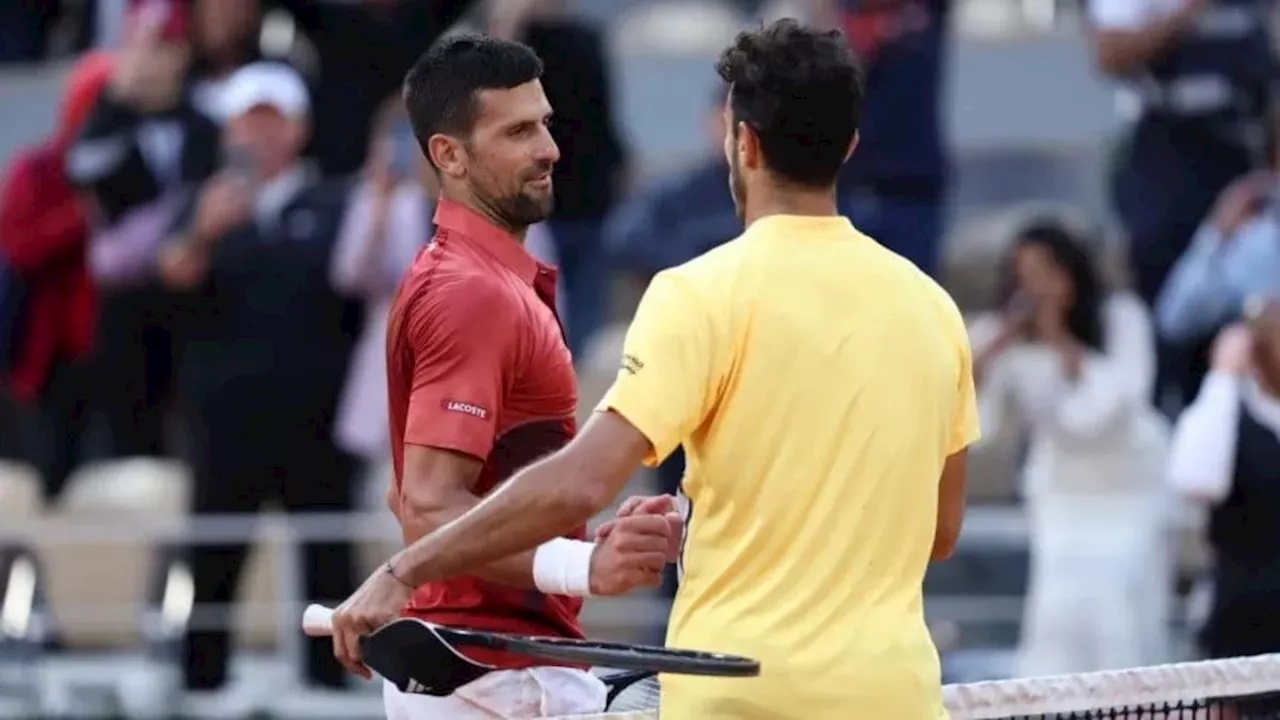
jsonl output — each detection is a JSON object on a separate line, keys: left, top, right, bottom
{"left": 350, "top": 36, "right": 679, "bottom": 719}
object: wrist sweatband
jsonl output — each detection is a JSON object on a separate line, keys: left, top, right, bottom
{"left": 532, "top": 538, "right": 595, "bottom": 597}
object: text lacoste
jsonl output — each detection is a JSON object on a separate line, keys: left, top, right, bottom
{"left": 442, "top": 400, "right": 488, "bottom": 419}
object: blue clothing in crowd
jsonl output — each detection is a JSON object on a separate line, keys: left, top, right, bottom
{"left": 1157, "top": 210, "right": 1280, "bottom": 343}
{"left": 605, "top": 159, "right": 739, "bottom": 276}
{"left": 835, "top": 0, "right": 951, "bottom": 278}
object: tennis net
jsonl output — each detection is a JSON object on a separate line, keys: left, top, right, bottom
{"left": 557, "top": 653, "right": 1280, "bottom": 718}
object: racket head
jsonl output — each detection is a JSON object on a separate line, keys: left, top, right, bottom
{"left": 434, "top": 626, "right": 761, "bottom": 678}
{"left": 360, "top": 619, "right": 495, "bottom": 696}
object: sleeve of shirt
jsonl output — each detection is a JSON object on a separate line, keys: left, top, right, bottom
{"left": 596, "top": 270, "right": 726, "bottom": 467}
{"left": 1155, "top": 224, "right": 1239, "bottom": 343}
{"left": 1167, "top": 371, "right": 1242, "bottom": 503}
{"left": 403, "top": 279, "right": 515, "bottom": 460}
{"left": 66, "top": 92, "right": 163, "bottom": 223}
{"left": 949, "top": 306, "right": 982, "bottom": 455}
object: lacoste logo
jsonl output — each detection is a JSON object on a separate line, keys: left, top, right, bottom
{"left": 442, "top": 400, "right": 488, "bottom": 419}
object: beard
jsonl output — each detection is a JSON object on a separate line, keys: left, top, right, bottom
{"left": 493, "top": 188, "right": 553, "bottom": 228}
{"left": 470, "top": 161, "right": 555, "bottom": 231}
{"left": 472, "top": 180, "right": 554, "bottom": 231}
{"left": 728, "top": 149, "right": 746, "bottom": 222}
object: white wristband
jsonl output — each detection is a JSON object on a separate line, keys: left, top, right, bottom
{"left": 532, "top": 538, "right": 595, "bottom": 597}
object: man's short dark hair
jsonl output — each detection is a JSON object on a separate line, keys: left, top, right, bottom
{"left": 716, "top": 19, "right": 865, "bottom": 188}
{"left": 403, "top": 34, "right": 544, "bottom": 153}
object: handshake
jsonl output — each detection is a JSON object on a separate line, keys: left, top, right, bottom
{"left": 587, "top": 495, "right": 684, "bottom": 596}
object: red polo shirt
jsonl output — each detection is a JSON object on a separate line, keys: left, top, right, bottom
{"left": 385, "top": 199, "right": 584, "bottom": 668}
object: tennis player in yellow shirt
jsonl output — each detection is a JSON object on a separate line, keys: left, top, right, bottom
{"left": 332, "top": 18, "right": 979, "bottom": 720}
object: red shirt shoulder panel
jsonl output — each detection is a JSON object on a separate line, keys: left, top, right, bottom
{"left": 386, "top": 241, "right": 521, "bottom": 467}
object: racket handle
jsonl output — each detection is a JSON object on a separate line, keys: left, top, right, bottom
{"left": 302, "top": 604, "right": 335, "bottom": 637}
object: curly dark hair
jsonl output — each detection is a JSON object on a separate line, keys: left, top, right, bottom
{"left": 402, "top": 34, "right": 543, "bottom": 159}
{"left": 999, "top": 218, "right": 1107, "bottom": 351}
{"left": 714, "top": 19, "right": 865, "bottom": 188}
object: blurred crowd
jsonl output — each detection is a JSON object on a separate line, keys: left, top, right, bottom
{"left": 1, "top": 0, "right": 1280, "bottom": 714}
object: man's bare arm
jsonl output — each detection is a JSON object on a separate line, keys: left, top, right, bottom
{"left": 394, "top": 444, "right": 542, "bottom": 588}
{"left": 393, "top": 412, "right": 651, "bottom": 589}
{"left": 932, "top": 449, "right": 968, "bottom": 560}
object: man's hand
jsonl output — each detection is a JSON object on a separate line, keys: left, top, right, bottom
{"left": 157, "top": 242, "right": 207, "bottom": 289}
{"left": 596, "top": 494, "right": 684, "bottom": 563}
{"left": 330, "top": 562, "right": 415, "bottom": 679}
{"left": 1212, "top": 172, "right": 1274, "bottom": 238}
{"left": 1212, "top": 323, "right": 1253, "bottom": 376}
{"left": 588, "top": 514, "right": 673, "bottom": 596}
{"left": 192, "top": 174, "right": 254, "bottom": 243}
{"left": 110, "top": 9, "right": 188, "bottom": 112}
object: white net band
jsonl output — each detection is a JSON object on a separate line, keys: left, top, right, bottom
{"left": 548, "top": 653, "right": 1280, "bottom": 719}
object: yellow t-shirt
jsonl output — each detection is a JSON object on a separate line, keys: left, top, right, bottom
{"left": 598, "top": 215, "right": 980, "bottom": 720}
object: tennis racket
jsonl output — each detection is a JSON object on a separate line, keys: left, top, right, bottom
{"left": 303, "top": 604, "right": 759, "bottom": 699}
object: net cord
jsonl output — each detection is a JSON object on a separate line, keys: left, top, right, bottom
{"left": 545, "top": 653, "right": 1280, "bottom": 720}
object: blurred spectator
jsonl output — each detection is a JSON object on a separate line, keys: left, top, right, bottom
{"left": 0, "top": 1, "right": 61, "bottom": 64}
{"left": 68, "top": 0, "right": 219, "bottom": 459}
{"left": 812, "top": 0, "right": 951, "bottom": 278}
{"left": 1088, "top": 0, "right": 1276, "bottom": 409}
{"left": 1167, "top": 308, "right": 1280, "bottom": 659}
{"left": 605, "top": 86, "right": 738, "bottom": 280}
{"left": 331, "top": 96, "right": 434, "bottom": 467}
{"left": 1156, "top": 171, "right": 1280, "bottom": 343}
{"left": 156, "top": 62, "right": 361, "bottom": 705}
{"left": 268, "top": 0, "right": 479, "bottom": 176}
{"left": 489, "top": 0, "right": 628, "bottom": 357}
{"left": 186, "top": 0, "right": 266, "bottom": 121}
{"left": 969, "top": 219, "right": 1172, "bottom": 675}
{"left": 0, "top": 52, "right": 114, "bottom": 498}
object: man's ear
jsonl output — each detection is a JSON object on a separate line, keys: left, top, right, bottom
{"left": 739, "top": 122, "right": 760, "bottom": 170}
{"left": 845, "top": 131, "right": 859, "bottom": 162}
{"left": 428, "top": 134, "right": 467, "bottom": 179}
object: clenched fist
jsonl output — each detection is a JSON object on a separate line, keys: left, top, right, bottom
{"left": 597, "top": 494, "right": 684, "bottom": 563}
{"left": 588, "top": 514, "right": 673, "bottom": 596}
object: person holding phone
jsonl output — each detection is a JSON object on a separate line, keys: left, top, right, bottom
{"left": 1168, "top": 303, "right": 1280, "bottom": 661}
{"left": 331, "top": 97, "right": 435, "bottom": 471}
{"left": 970, "top": 218, "right": 1174, "bottom": 676}
{"left": 1156, "top": 171, "right": 1280, "bottom": 345}
{"left": 156, "top": 62, "right": 363, "bottom": 712}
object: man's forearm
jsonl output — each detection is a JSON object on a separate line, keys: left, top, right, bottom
{"left": 398, "top": 490, "right": 546, "bottom": 589}
{"left": 396, "top": 454, "right": 603, "bottom": 589}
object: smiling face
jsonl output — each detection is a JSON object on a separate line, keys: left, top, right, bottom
{"left": 428, "top": 80, "right": 559, "bottom": 230}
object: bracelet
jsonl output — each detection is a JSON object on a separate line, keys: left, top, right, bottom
{"left": 384, "top": 559, "right": 416, "bottom": 590}
{"left": 532, "top": 538, "right": 595, "bottom": 597}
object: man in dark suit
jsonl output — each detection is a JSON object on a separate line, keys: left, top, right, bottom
{"left": 157, "top": 62, "right": 362, "bottom": 713}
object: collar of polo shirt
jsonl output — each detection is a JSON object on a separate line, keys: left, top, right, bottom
{"left": 433, "top": 199, "right": 546, "bottom": 286}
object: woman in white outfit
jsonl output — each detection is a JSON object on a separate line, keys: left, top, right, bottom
{"left": 969, "top": 219, "right": 1173, "bottom": 676}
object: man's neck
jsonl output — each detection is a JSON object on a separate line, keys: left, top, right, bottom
{"left": 742, "top": 185, "right": 840, "bottom": 228}
{"left": 441, "top": 188, "right": 527, "bottom": 243}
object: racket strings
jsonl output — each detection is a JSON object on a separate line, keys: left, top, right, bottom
{"left": 600, "top": 673, "right": 661, "bottom": 712}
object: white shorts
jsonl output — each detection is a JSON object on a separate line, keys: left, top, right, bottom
{"left": 382, "top": 667, "right": 607, "bottom": 719}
